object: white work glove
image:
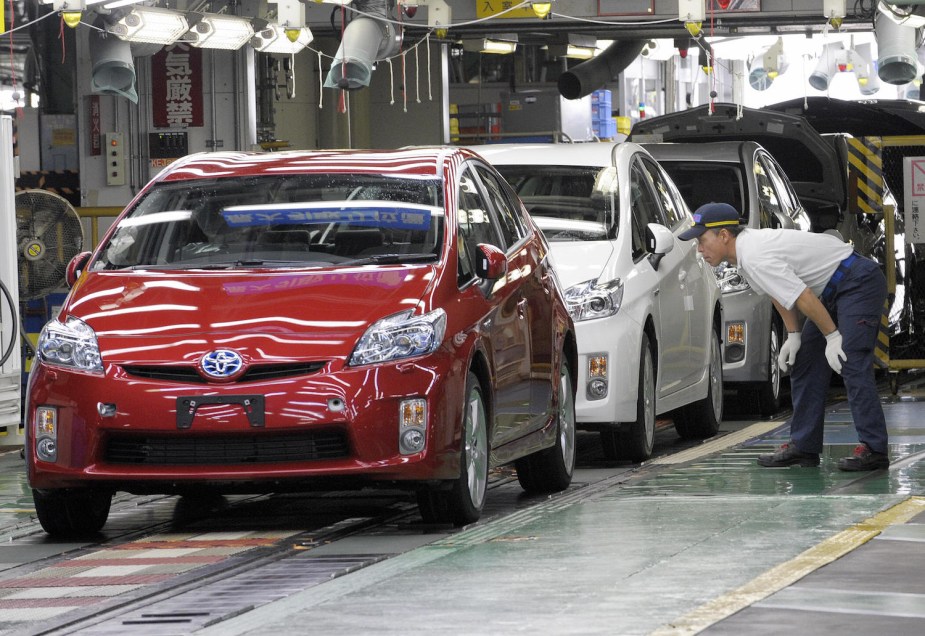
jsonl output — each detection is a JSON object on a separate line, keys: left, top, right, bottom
{"left": 778, "top": 332, "right": 802, "bottom": 373}
{"left": 825, "top": 330, "right": 847, "bottom": 374}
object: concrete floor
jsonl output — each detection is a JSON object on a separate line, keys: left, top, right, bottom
{"left": 197, "top": 383, "right": 925, "bottom": 636}
{"left": 0, "top": 377, "right": 923, "bottom": 635}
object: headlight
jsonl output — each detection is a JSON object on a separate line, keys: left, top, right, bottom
{"left": 349, "top": 309, "right": 447, "bottom": 366}
{"left": 37, "top": 316, "right": 103, "bottom": 373}
{"left": 565, "top": 278, "right": 624, "bottom": 322}
{"left": 714, "top": 264, "right": 751, "bottom": 294}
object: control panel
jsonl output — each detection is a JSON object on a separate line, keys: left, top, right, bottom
{"left": 104, "top": 132, "right": 125, "bottom": 186}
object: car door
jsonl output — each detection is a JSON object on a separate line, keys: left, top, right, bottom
{"left": 456, "top": 164, "right": 532, "bottom": 447}
{"left": 472, "top": 163, "right": 555, "bottom": 434}
{"left": 629, "top": 156, "right": 690, "bottom": 396}
{"left": 641, "top": 155, "right": 713, "bottom": 385}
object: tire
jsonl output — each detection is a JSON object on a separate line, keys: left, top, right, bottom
{"left": 600, "top": 333, "right": 655, "bottom": 462}
{"left": 674, "top": 328, "right": 723, "bottom": 440}
{"left": 417, "top": 372, "right": 489, "bottom": 526}
{"left": 756, "top": 321, "right": 783, "bottom": 416}
{"left": 32, "top": 488, "right": 112, "bottom": 538}
{"left": 516, "top": 357, "right": 576, "bottom": 493}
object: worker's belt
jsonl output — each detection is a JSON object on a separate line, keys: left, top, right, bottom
{"left": 821, "top": 252, "right": 859, "bottom": 302}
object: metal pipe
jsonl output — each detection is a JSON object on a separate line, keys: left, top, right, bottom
{"left": 557, "top": 40, "right": 646, "bottom": 100}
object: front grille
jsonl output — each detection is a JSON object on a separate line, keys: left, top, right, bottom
{"left": 104, "top": 430, "right": 349, "bottom": 465}
{"left": 121, "top": 361, "right": 327, "bottom": 384}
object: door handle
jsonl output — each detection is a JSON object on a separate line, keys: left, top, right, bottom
{"left": 517, "top": 298, "right": 528, "bottom": 318}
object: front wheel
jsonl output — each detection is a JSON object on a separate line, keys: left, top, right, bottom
{"left": 674, "top": 328, "right": 723, "bottom": 439}
{"left": 516, "top": 357, "right": 576, "bottom": 493}
{"left": 601, "top": 333, "right": 655, "bottom": 462}
{"left": 756, "top": 321, "right": 783, "bottom": 416}
{"left": 417, "top": 372, "right": 489, "bottom": 526}
{"left": 33, "top": 488, "right": 112, "bottom": 538}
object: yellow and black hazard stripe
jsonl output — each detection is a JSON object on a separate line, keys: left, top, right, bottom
{"left": 16, "top": 171, "right": 80, "bottom": 207}
{"left": 846, "top": 137, "right": 884, "bottom": 216}
{"left": 875, "top": 298, "right": 890, "bottom": 368}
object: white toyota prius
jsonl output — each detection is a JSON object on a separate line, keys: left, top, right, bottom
{"left": 472, "top": 142, "right": 724, "bottom": 462}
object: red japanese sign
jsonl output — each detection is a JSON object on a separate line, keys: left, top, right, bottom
{"left": 89, "top": 95, "right": 101, "bottom": 156}
{"left": 151, "top": 43, "right": 203, "bottom": 129}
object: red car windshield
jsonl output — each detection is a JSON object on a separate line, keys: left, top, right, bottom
{"left": 92, "top": 174, "right": 445, "bottom": 270}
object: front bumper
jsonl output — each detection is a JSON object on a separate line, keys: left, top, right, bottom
{"left": 25, "top": 355, "right": 465, "bottom": 492}
{"left": 572, "top": 313, "right": 642, "bottom": 426}
{"left": 721, "top": 289, "right": 773, "bottom": 384}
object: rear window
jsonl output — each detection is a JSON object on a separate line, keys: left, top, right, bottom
{"left": 91, "top": 174, "right": 444, "bottom": 270}
{"left": 657, "top": 162, "right": 746, "bottom": 221}
{"left": 494, "top": 165, "right": 616, "bottom": 242}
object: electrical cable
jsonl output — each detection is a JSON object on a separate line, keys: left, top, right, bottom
{"left": 0, "top": 278, "right": 16, "bottom": 367}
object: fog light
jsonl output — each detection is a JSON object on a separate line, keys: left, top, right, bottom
{"left": 98, "top": 402, "right": 117, "bottom": 417}
{"left": 35, "top": 406, "right": 58, "bottom": 462}
{"left": 588, "top": 354, "right": 607, "bottom": 378}
{"left": 400, "top": 428, "right": 426, "bottom": 454}
{"left": 399, "top": 398, "right": 427, "bottom": 455}
{"left": 587, "top": 378, "right": 608, "bottom": 400}
{"left": 726, "top": 321, "right": 745, "bottom": 346}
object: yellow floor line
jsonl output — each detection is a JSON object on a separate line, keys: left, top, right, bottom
{"left": 650, "top": 496, "right": 925, "bottom": 635}
{"left": 648, "top": 420, "right": 783, "bottom": 466}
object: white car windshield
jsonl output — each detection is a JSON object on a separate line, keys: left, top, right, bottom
{"left": 92, "top": 174, "right": 444, "bottom": 270}
{"left": 495, "top": 166, "right": 616, "bottom": 242}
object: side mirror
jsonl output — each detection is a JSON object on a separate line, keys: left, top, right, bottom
{"left": 645, "top": 223, "right": 675, "bottom": 271}
{"left": 66, "top": 252, "right": 92, "bottom": 287}
{"left": 475, "top": 243, "right": 507, "bottom": 281}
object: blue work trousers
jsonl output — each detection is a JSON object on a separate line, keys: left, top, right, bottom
{"left": 789, "top": 256, "right": 888, "bottom": 455}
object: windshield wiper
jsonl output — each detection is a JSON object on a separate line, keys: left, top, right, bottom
{"left": 343, "top": 253, "right": 439, "bottom": 266}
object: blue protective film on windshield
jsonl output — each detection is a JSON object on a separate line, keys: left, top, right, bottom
{"left": 221, "top": 205, "right": 433, "bottom": 230}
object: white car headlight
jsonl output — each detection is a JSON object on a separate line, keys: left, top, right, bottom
{"left": 565, "top": 278, "right": 624, "bottom": 322}
{"left": 37, "top": 316, "right": 103, "bottom": 373}
{"left": 349, "top": 309, "right": 447, "bottom": 366}
{"left": 714, "top": 264, "right": 751, "bottom": 294}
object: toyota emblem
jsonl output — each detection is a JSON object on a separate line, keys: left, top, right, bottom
{"left": 200, "top": 349, "right": 245, "bottom": 380}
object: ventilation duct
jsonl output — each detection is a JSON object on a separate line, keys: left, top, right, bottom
{"left": 89, "top": 27, "right": 138, "bottom": 103}
{"left": 557, "top": 40, "right": 647, "bottom": 100}
{"left": 324, "top": 0, "right": 401, "bottom": 91}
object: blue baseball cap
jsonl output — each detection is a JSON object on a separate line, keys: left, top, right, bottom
{"left": 679, "top": 202, "right": 742, "bottom": 241}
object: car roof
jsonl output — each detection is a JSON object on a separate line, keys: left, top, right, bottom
{"left": 467, "top": 142, "right": 632, "bottom": 167}
{"left": 153, "top": 147, "right": 474, "bottom": 183}
{"left": 641, "top": 140, "right": 761, "bottom": 163}
{"left": 627, "top": 103, "right": 845, "bottom": 213}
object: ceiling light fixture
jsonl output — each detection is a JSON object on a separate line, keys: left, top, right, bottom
{"left": 186, "top": 13, "right": 254, "bottom": 50}
{"left": 462, "top": 34, "right": 518, "bottom": 54}
{"left": 105, "top": 6, "right": 190, "bottom": 45}
{"left": 251, "top": 23, "right": 314, "bottom": 54}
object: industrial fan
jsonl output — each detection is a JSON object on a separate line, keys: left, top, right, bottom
{"left": 15, "top": 190, "right": 85, "bottom": 300}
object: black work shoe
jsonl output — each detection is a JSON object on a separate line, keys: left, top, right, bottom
{"left": 757, "top": 442, "right": 820, "bottom": 467}
{"left": 838, "top": 443, "right": 890, "bottom": 471}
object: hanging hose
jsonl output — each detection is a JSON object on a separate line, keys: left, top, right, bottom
{"left": 0, "top": 278, "right": 16, "bottom": 367}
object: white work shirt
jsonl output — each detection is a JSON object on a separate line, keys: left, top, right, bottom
{"left": 734, "top": 228, "right": 853, "bottom": 310}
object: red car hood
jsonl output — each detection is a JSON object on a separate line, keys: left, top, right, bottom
{"left": 65, "top": 267, "right": 436, "bottom": 364}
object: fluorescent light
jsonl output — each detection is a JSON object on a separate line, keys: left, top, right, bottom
{"left": 187, "top": 13, "right": 254, "bottom": 50}
{"left": 106, "top": 7, "right": 189, "bottom": 45}
{"left": 463, "top": 35, "right": 518, "bottom": 54}
{"left": 250, "top": 24, "right": 313, "bottom": 54}
{"left": 548, "top": 43, "right": 596, "bottom": 60}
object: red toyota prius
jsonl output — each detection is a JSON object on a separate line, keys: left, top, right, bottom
{"left": 26, "top": 148, "right": 577, "bottom": 537}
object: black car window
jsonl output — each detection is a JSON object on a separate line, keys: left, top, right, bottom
{"left": 473, "top": 164, "right": 525, "bottom": 248}
{"left": 754, "top": 156, "right": 782, "bottom": 229}
{"left": 457, "top": 167, "right": 502, "bottom": 285}
{"left": 760, "top": 153, "right": 802, "bottom": 225}
{"left": 630, "top": 160, "right": 665, "bottom": 260}
{"left": 657, "top": 161, "right": 745, "bottom": 222}
{"left": 640, "top": 156, "right": 685, "bottom": 229}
